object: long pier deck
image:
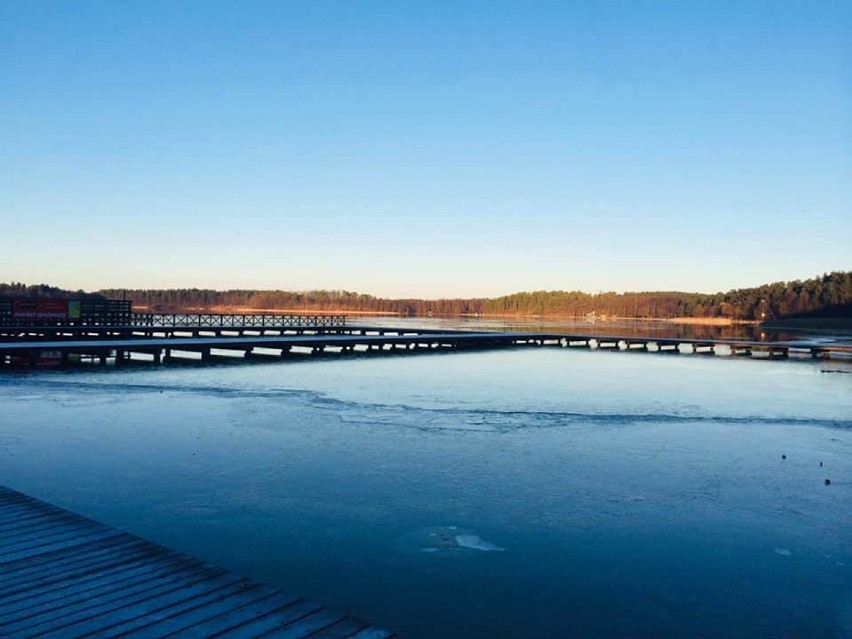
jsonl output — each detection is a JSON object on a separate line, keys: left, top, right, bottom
{"left": 0, "top": 486, "right": 393, "bottom": 638}
{"left": 1, "top": 310, "right": 851, "bottom": 367}
{"left": 0, "top": 324, "right": 469, "bottom": 342}
{"left": 1, "top": 328, "right": 851, "bottom": 367}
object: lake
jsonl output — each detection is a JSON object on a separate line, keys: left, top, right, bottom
{"left": 1, "top": 342, "right": 851, "bottom": 637}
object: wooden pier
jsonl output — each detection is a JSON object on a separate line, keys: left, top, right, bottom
{"left": 1, "top": 330, "right": 851, "bottom": 368}
{"left": 0, "top": 486, "right": 393, "bottom": 638}
{"left": 0, "top": 323, "right": 468, "bottom": 343}
{"left": 0, "top": 331, "right": 541, "bottom": 366}
{"left": 1, "top": 313, "right": 851, "bottom": 368}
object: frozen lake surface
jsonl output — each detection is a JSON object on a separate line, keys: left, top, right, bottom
{"left": 1, "top": 347, "right": 851, "bottom": 637}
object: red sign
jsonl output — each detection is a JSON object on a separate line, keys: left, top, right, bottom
{"left": 11, "top": 299, "right": 69, "bottom": 320}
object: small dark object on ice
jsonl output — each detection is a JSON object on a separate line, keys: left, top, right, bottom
{"left": 781, "top": 454, "right": 786, "bottom": 460}
{"left": 820, "top": 461, "right": 823, "bottom": 467}
{"left": 825, "top": 479, "right": 831, "bottom": 485}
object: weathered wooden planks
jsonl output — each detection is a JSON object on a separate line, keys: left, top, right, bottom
{"left": 0, "top": 486, "right": 393, "bottom": 639}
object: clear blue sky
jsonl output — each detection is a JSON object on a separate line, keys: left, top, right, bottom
{"left": 2, "top": 1, "right": 850, "bottom": 297}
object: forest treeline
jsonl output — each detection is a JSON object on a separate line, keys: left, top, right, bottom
{"left": 2, "top": 271, "right": 850, "bottom": 320}
{"left": 0, "top": 283, "right": 101, "bottom": 300}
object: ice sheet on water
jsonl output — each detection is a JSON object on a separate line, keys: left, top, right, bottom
{"left": 334, "top": 399, "right": 852, "bottom": 433}
{"left": 4, "top": 388, "right": 852, "bottom": 450}
{"left": 6, "top": 374, "right": 852, "bottom": 433}
{"left": 455, "top": 534, "right": 505, "bottom": 552}
{"left": 3, "top": 375, "right": 319, "bottom": 405}
{"left": 395, "top": 526, "right": 505, "bottom": 555}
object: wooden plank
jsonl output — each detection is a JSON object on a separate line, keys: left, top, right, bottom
{"left": 0, "top": 551, "right": 195, "bottom": 615}
{"left": 0, "top": 519, "right": 97, "bottom": 546}
{"left": 162, "top": 593, "right": 302, "bottom": 638}
{"left": 0, "top": 488, "right": 34, "bottom": 501}
{"left": 204, "top": 600, "right": 325, "bottom": 639}
{"left": 0, "top": 541, "right": 165, "bottom": 597}
{"left": 0, "top": 509, "right": 85, "bottom": 532}
{"left": 74, "top": 577, "right": 257, "bottom": 638}
{"left": 9, "top": 567, "right": 227, "bottom": 637}
{"left": 0, "top": 526, "right": 122, "bottom": 559}
{"left": 0, "top": 501, "right": 46, "bottom": 517}
{"left": 263, "top": 608, "right": 347, "bottom": 638}
{"left": 0, "top": 529, "right": 124, "bottom": 564}
{"left": 109, "top": 583, "right": 273, "bottom": 637}
{"left": 0, "top": 532, "right": 140, "bottom": 575}
{"left": 348, "top": 629, "right": 396, "bottom": 639}
{"left": 0, "top": 538, "right": 150, "bottom": 589}
{"left": 0, "top": 515, "right": 100, "bottom": 542}
{"left": 304, "top": 617, "right": 369, "bottom": 638}
{"left": 0, "top": 486, "right": 392, "bottom": 638}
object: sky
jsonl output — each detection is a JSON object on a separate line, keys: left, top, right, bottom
{"left": 2, "top": 1, "right": 850, "bottom": 298}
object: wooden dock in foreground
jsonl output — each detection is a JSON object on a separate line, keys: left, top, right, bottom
{"left": 0, "top": 486, "right": 393, "bottom": 638}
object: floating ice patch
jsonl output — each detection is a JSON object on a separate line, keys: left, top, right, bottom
{"left": 774, "top": 548, "right": 792, "bottom": 556}
{"left": 455, "top": 534, "right": 505, "bottom": 552}
{"left": 395, "top": 526, "right": 505, "bottom": 555}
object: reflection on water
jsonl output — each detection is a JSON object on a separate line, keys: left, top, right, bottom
{"left": 1, "top": 349, "right": 851, "bottom": 638}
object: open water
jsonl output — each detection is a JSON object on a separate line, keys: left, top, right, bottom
{"left": 1, "top": 343, "right": 851, "bottom": 637}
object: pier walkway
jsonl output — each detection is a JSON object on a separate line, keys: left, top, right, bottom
{"left": 0, "top": 326, "right": 852, "bottom": 365}
{"left": 0, "top": 486, "right": 393, "bottom": 638}
{"left": 0, "top": 324, "right": 466, "bottom": 342}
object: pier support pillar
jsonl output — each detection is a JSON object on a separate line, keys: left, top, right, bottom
{"left": 626, "top": 342, "right": 648, "bottom": 351}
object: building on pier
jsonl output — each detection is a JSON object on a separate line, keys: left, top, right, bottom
{"left": 0, "top": 297, "right": 133, "bottom": 327}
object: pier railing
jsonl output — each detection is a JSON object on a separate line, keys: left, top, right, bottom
{"left": 0, "top": 310, "right": 134, "bottom": 327}
{"left": 130, "top": 313, "right": 347, "bottom": 328}
{"left": 0, "top": 311, "right": 346, "bottom": 329}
